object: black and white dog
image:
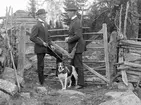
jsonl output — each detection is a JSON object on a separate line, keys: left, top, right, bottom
{"left": 57, "top": 62, "right": 78, "bottom": 90}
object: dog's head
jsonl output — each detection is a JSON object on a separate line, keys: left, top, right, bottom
{"left": 57, "top": 62, "right": 65, "bottom": 72}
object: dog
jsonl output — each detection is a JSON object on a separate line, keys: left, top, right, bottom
{"left": 57, "top": 62, "right": 78, "bottom": 90}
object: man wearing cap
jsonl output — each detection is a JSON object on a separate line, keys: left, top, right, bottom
{"left": 65, "top": 6, "right": 86, "bottom": 89}
{"left": 30, "top": 9, "right": 62, "bottom": 85}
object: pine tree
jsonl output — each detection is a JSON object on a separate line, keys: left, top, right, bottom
{"left": 28, "top": 0, "right": 37, "bottom": 18}
{"left": 63, "top": 0, "right": 87, "bottom": 25}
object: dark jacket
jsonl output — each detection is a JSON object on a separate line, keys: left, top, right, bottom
{"left": 67, "top": 17, "right": 86, "bottom": 53}
{"left": 30, "top": 21, "right": 51, "bottom": 54}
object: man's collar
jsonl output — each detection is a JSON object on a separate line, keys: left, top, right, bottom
{"left": 71, "top": 15, "right": 77, "bottom": 20}
{"left": 38, "top": 18, "right": 44, "bottom": 23}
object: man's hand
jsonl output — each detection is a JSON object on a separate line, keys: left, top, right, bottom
{"left": 65, "top": 37, "right": 69, "bottom": 42}
{"left": 43, "top": 42, "right": 48, "bottom": 47}
{"left": 50, "top": 45, "right": 55, "bottom": 50}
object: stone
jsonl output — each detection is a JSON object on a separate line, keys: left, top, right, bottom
{"left": 29, "top": 55, "right": 37, "bottom": 62}
{"left": 35, "top": 86, "right": 47, "bottom": 94}
{"left": 117, "top": 82, "right": 128, "bottom": 90}
{"left": 58, "top": 89, "right": 85, "bottom": 96}
{"left": 134, "top": 87, "right": 141, "bottom": 100}
{"left": 20, "top": 92, "right": 30, "bottom": 99}
{"left": 0, "top": 56, "right": 5, "bottom": 65}
{"left": 2, "top": 67, "right": 24, "bottom": 85}
{"left": 24, "top": 58, "right": 32, "bottom": 70}
{"left": 117, "top": 82, "right": 134, "bottom": 91}
{"left": 0, "top": 79, "right": 18, "bottom": 95}
{"left": 25, "top": 46, "right": 34, "bottom": 55}
{"left": 127, "top": 83, "right": 134, "bottom": 91}
{"left": 0, "top": 98, "right": 9, "bottom": 105}
{"left": 0, "top": 48, "right": 2, "bottom": 55}
{"left": 100, "top": 91, "right": 141, "bottom": 105}
{"left": 0, "top": 90, "right": 10, "bottom": 100}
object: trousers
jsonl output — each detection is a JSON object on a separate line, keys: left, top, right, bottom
{"left": 37, "top": 46, "right": 62, "bottom": 85}
{"left": 71, "top": 53, "right": 84, "bottom": 86}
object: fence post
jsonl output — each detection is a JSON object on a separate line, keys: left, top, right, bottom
{"left": 103, "top": 23, "right": 110, "bottom": 82}
{"left": 17, "top": 24, "right": 26, "bottom": 77}
{"left": 109, "top": 31, "right": 118, "bottom": 82}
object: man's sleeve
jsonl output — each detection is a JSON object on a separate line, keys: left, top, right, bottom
{"left": 30, "top": 25, "right": 44, "bottom": 46}
{"left": 67, "top": 20, "right": 82, "bottom": 43}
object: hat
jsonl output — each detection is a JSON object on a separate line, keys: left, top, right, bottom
{"left": 65, "top": 5, "right": 78, "bottom": 11}
{"left": 36, "top": 9, "right": 47, "bottom": 15}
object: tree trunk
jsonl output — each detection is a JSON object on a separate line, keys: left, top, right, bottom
{"left": 130, "top": 0, "right": 139, "bottom": 38}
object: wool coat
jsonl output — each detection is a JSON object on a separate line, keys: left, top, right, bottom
{"left": 30, "top": 20, "right": 51, "bottom": 54}
{"left": 67, "top": 17, "right": 86, "bottom": 53}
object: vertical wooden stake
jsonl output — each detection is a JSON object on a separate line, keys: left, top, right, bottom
{"left": 17, "top": 24, "right": 26, "bottom": 78}
{"left": 118, "top": 5, "right": 123, "bottom": 36}
{"left": 103, "top": 24, "right": 110, "bottom": 82}
{"left": 123, "top": 1, "right": 129, "bottom": 39}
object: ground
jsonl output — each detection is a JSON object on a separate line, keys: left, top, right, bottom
{"left": 4, "top": 41, "right": 114, "bottom": 105}
{"left": 7, "top": 66, "right": 114, "bottom": 105}
{"left": 6, "top": 41, "right": 113, "bottom": 105}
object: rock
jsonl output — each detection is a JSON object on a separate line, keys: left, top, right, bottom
{"left": 0, "top": 48, "right": 2, "bottom": 55}
{"left": 127, "top": 83, "right": 134, "bottom": 91}
{"left": 0, "top": 90, "right": 10, "bottom": 100}
{"left": 29, "top": 55, "right": 37, "bottom": 62}
{"left": 100, "top": 91, "right": 141, "bottom": 105}
{"left": 0, "top": 79, "right": 18, "bottom": 95}
{"left": 35, "top": 86, "right": 47, "bottom": 94}
{"left": 134, "top": 87, "right": 141, "bottom": 99}
{"left": 24, "top": 58, "right": 32, "bottom": 70}
{"left": 0, "top": 56, "right": 5, "bottom": 65}
{"left": 20, "top": 92, "right": 30, "bottom": 99}
{"left": 117, "top": 82, "right": 134, "bottom": 90}
{"left": 25, "top": 46, "right": 34, "bottom": 55}
{"left": 117, "top": 82, "right": 128, "bottom": 90}
{"left": 2, "top": 67, "right": 24, "bottom": 85}
{"left": 85, "top": 77, "right": 103, "bottom": 82}
{"left": 0, "top": 98, "right": 9, "bottom": 105}
{"left": 58, "top": 89, "right": 85, "bottom": 96}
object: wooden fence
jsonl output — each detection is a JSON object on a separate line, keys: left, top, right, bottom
{"left": 115, "top": 39, "right": 141, "bottom": 86}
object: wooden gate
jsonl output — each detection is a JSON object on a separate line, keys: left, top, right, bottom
{"left": 49, "top": 23, "right": 110, "bottom": 84}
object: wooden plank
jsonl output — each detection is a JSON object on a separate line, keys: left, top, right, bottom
{"left": 117, "top": 66, "right": 129, "bottom": 70}
{"left": 54, "top": 40, "right": 103, "bottom": 42}
{"left": 120, "top": 40, "right": 141, "bottom": 48}
{"left": 120, "top": 46, "right": 141, "bottom": 50}
{"left": 50, "top": 31, "right": 103, "bottom": 38}
{"left": 127, "top": 71, "right": 141, "bottom": 76}
{"left": 86, "top": 46, "right": 104, "bottom": 49}
{"left": 83, "top": 63, "right": 109, "bottom": 83}
{"left": 124, "top": 61, "right": 141, "bottom": 68}
{"left": 50, "top": 34, "right": 68, "bottom": 38}
{"left": 49, "top": 29, "right": 68, "bottom": 31}
{"left": 83, "top": 32, "right": 103, "bottom": 35}
{"left": 48, "top": 27, "right": 90, "bottom": 32}
{"left": 103, "top": 24, "right": 110, "bottom": 82}
{"left": 45, "top": 60, "right": 105, "bottom": 63}
{"left": 130, "top": 49, "right": 141, "bottom": 55}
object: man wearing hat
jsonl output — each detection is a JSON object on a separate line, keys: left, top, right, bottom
{"left": 65, "top": 6, "right": 86, "bottom": 89}
{"left": 30, "top": 9, "right": 62, "bottom": 85}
